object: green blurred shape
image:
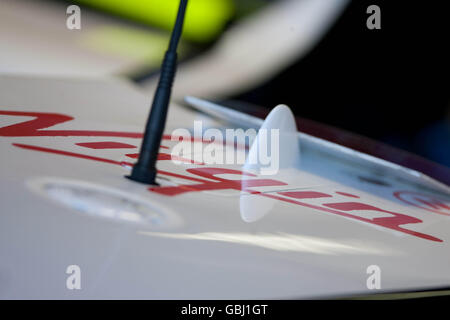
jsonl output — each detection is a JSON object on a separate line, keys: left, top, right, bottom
{"left": 74, "top": 0, "right": 235, "bottom": 43}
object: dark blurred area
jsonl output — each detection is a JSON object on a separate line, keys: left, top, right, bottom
{"left": 232, "top": 0, "right": 450, "bottom": 167}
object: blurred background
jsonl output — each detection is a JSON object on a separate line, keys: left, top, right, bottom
{"left": 1, "top": 0, "right": 448, "bottom": 167}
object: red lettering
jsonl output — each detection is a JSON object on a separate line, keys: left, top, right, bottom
{"left": 394, "top": 191, "right": 450, "bottom": 216}
{"left": 2, "top": 110, "right": 444, "bottom": 242}
{"left": 274, "top": 193, "right": 441, "bottom": 242}
{"left": 0, "top": 111, "right": 142, "bottom": 138}
{"left": 278, "top": 191, "right": 332, "bottom": 199}
{"left": 150, "top": 168, "right": 288, "bottom": 196}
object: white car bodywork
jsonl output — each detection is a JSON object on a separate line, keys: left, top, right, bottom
{"left": 0, "top": 75, "right": 449, "bottom": 299}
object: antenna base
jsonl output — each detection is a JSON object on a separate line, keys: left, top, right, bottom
{"left": 126, "top": 164, "right": 159, "bottom": 186}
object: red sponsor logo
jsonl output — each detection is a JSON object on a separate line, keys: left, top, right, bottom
{"left": 0, "top": 110, "right": 446, "bottom": 242}
{"left": 394, "top": 191, "right": 450, "bottom": 216}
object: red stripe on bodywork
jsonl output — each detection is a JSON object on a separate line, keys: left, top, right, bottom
{"left": 76, "top": 142, "right": 137, "bottom": 149}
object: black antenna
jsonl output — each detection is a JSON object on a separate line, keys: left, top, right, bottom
{"left": 127, "top": 0, "right": 188, "bottom": 185}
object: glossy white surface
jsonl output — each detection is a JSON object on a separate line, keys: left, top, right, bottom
{"left": 0, "top": 75, "right": 449, "bottom": 299}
